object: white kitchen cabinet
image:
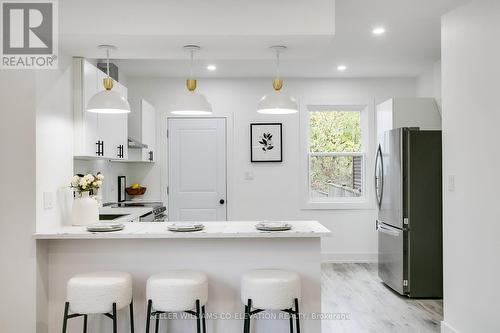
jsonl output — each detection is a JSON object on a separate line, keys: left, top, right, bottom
{"left": 96, "top": 68, "right": 129, "bottom": 160}
{"left": 73, "top": 58, "right": 128, "bottom": 160}
{"left": 376, "top": 98, "right": 442, "bottom": 140}
{"left": 128, "top": 98, "right": 156, "bottom": 162}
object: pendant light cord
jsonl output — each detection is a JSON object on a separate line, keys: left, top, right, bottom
{"left": 276, "top": 49, "right": 281, "bottom": 79}
{"left": 106, "top": 47, "right": 110, "bottom": 77}
{"left": 189, "top": 49, "right": 194, "bottom": 79}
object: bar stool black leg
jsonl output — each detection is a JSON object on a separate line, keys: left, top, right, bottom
{"left": 146, "top": 300, "right": 152, "bottom": 333}
{"left": 246, "top": 299, "right": 252, "bottom": 333}
{"left": 202, "top": 305, "right": 207, "bottom": 333}
{"left": 243, "top": 305, "right": 249, "bottom": 333}
{"left": 83, "top": 314, "right": 87, "bottom": 333}
{"left": 62, "top": 302, "right": 69, "bottom": 333}
{"left": 196, "top": 299, "right": 201, "bottom": 333}
{"left": 129, "top": 300, "right": 135, "bottom": 333}
{"left": 294, "top": 298, "right": 300, "bottom": 333}
{"left": 288, "top": 308, "right": 294, "bottom": 333}
{"left": 112, "top": 303, "right": 117, "bottom": 333}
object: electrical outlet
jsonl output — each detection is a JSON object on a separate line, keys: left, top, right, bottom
{"left": 43, "top": 191, "right": 53, "bottom": 209}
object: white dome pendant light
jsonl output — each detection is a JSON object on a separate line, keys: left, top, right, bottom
{"left": 87, "top": 45, "right": 130, "bottom": 114}
{"left": 171, "top": 45, "right": 212, "bottom": 115}
{"left": 257, "top": 46, "right": 298, "bottom": 115}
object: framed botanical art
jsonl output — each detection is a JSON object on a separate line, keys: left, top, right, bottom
{"left": 250, "top": 123, "right": 283, "bottom": 162}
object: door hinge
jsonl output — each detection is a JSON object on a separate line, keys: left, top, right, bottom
{"left": 403, "top": 279, "right": 409, "bottom": 287}
{"left": 403, "top": 218, "right": 409, "bottom": 226}
{"left": 166, "top": 130, "right": 169, "bottom": 139}
{"left": 166, "top": 186, "right": 169, "bottom": 195}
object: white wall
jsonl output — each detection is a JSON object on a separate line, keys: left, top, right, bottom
{"left": 36, "top": 54, "right": 74, "bottom": 229}
{"left": 126, "top": 77, "right": 416, "bottom": 261}
{"left": 0, "top": 52, "right": 74, "bottom": 332}
{"left": 417, "top": 61, "right": 442, "bottom": 100}
{"left": 441, "top": 1, "right": 500, "bottom": 332}
{"left": 0, "top": 71, "right": 38, "bottom": 333}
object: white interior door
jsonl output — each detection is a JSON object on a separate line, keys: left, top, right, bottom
{"left": 168, "top": 118, "right": 227, "bottom": 221}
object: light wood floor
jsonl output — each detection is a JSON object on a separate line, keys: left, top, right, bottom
{"left": 321, "top": 263, "right": 443, "bottom": 333}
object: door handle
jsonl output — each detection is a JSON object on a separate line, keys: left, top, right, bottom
{"left": 219, "top": 199, "right": 225, "bottom": 205}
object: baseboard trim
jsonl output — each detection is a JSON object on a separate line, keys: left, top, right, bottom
{"left": 441, "top": 321, "right": 460, "bottom": 333}
{"left": 321, "top": 252, "right": 378, "bottom": 263}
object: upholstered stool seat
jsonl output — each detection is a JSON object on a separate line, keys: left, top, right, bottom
{"left": 147, "top": 270, "right": 208, "bottom": 312}
{"left": 146, "top": 270, "right": 208, "bottom": 333}
{"left": 241, "top": 269, "right": 301, "bottom": 310}
{"left": 63, "top": 271, "right": 134, "bottom": 333}
{"left": 241, "top": 269, "right": 301, "bottom": 333}
{"left": 67, "top": 271, "right": 132, "bottom": 314}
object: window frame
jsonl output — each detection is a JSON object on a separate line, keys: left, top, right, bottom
{"left": 300, "top": 99, "right": 376, "bottom": 210}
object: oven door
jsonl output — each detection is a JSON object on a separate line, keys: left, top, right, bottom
{"left": 139, "top": 211, "right": 155, "bottom": 222}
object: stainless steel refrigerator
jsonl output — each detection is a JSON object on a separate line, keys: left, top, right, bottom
{"left": 375, "top": 128, "right": 443, "bottom": 298}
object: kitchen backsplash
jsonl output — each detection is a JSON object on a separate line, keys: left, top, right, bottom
{"left": 74, "top": 159, "right": 161, "bottom": 203}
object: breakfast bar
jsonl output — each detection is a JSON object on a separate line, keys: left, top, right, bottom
{"left": 35, "top": 221, "right": 330, "bottom": 333}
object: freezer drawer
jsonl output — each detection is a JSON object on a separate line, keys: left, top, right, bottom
{"left": 377, "top": 221, "right": 406, "bottom": 295}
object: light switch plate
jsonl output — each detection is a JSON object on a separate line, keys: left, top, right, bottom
{"left": 448, "top": 175, "right": 455, "bottom": 192}
{"left": 43, "top": 191, "right": 53, "bottom": 209}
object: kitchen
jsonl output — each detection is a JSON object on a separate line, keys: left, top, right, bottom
{"left": 1, "top": 1, "right": 499, "bottom": 333}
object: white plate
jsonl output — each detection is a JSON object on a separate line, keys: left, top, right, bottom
{"left": 255, "top": 222, "right": 292, "bottom": 231}
{"left": 87, "top": 223, "right": 125, "bottom": 232}
{"left": 167, "top": 223, "right": 205, "bottom": 232}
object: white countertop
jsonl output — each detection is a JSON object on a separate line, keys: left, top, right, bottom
{"left": 34, "top": 221, "right": 330, "bottom": 239}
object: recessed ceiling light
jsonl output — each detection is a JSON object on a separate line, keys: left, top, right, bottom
{"left": 372, "top": 27, "right": 386, "bottom": 35}
{"left": 337, "top": 65, "right": 347, "bottom": 72}
{"left": 207, "top": 64, "right": 216, "bottom": 71}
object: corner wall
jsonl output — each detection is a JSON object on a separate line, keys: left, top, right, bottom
{"left": 441, "top": 1, "right": 500, "bottom": 332}
{"left": 0, "top": 71, "right": 38, "bottom": 332}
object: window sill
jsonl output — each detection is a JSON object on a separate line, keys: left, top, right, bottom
{"left": 301, "top": 200, "right": 376, "bottom": 211}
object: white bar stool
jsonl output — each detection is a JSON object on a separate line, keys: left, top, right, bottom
{"left": 62, "top": 271, "right": 134, "bottom": 333}
{"left": 146, "top": 270, "right": 208, "bottom": 333}
{"left": 241, "top": 269, "right": 301, "bottom": 333}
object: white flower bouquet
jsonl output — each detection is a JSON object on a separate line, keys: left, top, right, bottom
{"left": 70, "top": 173, "right": 104, "bottom": 193}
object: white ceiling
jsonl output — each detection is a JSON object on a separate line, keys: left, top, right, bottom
{"left": 60, "top": 0, "right": 467, "bottom": 78}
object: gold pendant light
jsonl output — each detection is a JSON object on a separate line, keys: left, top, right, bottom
{"left": 87, "top": 45, "right": 130, "bottom": 114}
{"left": 171, "top": 45, "right": 212, "bottom": 115}
{"left": 257, "top": 46, "right": 298, "bottom": 114}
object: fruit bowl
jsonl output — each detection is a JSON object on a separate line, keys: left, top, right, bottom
{"left": 125, "top": 187, "right": 147, "bottom": 196}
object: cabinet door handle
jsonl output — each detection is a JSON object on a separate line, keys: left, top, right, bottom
{"left": 96, "top": 141, "right": 103, "bottom": 156}
{"left": 149, "top": 151, "right": 153, "bottom": 161}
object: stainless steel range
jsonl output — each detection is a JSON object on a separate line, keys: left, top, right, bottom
{"left": 110, "top": 201, "right": 167, "bottom": 222}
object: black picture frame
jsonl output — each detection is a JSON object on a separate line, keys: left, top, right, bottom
{"left": 250, "top": 123, "right": 283, "bottom": 162}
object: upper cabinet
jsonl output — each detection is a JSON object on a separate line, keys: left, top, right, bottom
{"left": 73, "top": 58, "right": 128, "bottom": 160}
{"left": 376, "top": 98, "right": 442, "bottom": 140}
{"left": 128, "top": 99, "right": 157, "bottom": 162}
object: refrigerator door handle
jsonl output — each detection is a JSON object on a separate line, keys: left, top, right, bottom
{"left": 375, "top": 145, "right": 384, "bottom": 207}
{"left": 377, "top": 223, "right": 401, "bottom": 237}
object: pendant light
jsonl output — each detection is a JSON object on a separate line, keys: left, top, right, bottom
{"left": 87, "top": 45, "right": 130, "bottom": 114}
{"left": 257, "top": 46, "right": 298, "bottom": 114}
{"left": 171, "top": 45, "right": 212, "bottom": 115}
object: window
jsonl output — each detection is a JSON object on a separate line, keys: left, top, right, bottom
{"left": 304, "top": 103, "right": 371, "bottom": 208}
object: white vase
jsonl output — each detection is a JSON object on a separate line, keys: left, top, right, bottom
{"left": 72, "top": 191, "right": 99, "bottom": 226}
